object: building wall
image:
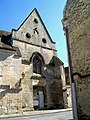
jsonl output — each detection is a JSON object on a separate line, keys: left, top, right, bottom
{"left": 0, "top": 44, "right": 22, "bottom": 114}
{"left": 12, "top": 10, "right": 56, "bottom": 50}
{"left": 65, "top": 67, "right": 72, "bottom": 108}
{"left": 11, "top": 8, "right": 59, "bottom": 110}
{"left": 63, "top": 0, "right": 90, "bottom": 119}
{"left": 66, "top": 86, "right": 72, "bottom": 108}
{"left": 12, "top": 9, "right": 57, "bottom": 65}
{"left": 44, "top": 58, "right": 65, "bottom": 109}
{"left": 0, "top": 8, "right": 67, "bottom": 114}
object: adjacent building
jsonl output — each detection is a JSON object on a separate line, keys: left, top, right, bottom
{"left": 65, "top": 67, "right": 72, "bottom": 108}
{"left": 62, "top": 0, "right": 90, "bottom": 119}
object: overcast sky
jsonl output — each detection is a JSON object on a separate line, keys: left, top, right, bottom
{"left": 0, "top": 0, "right": 68, "bottom": 66}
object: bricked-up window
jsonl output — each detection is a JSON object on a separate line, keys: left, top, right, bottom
{"left": 33, "top": 56, "right": 42, "bottom": 74}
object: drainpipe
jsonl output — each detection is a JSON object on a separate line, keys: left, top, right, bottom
{"left": 63, "top": 26, "right": 78, "bottom": 120}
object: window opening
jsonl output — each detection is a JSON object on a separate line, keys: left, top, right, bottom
{"left": 34, "top": 18, "right": 38, "bottom": 24}
{"left": 33, "top": 28, "right": 39, "bottom": 34}
{"left": 26, "top": 33, "right": 31, "bottom": 38}
{"left": 42, "top": 38, "right": 47, "bottom": 43}
{"left": 33, "top": 56, "right": 42, "bottom": 74}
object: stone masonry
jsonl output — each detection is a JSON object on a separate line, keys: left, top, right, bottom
{"left": 62, "top": 0, "right": 90, "bottom": 119}
{"left": 0, "top": 8, "right": 68, "bottom": 115}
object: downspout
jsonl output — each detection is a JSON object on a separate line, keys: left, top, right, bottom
{"left": 63, "top": 26, "right": 78, "bottom": 120}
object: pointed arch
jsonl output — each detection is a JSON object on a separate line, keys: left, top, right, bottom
{"left": 30, "top": 52, "right": 45, "bottom": 74}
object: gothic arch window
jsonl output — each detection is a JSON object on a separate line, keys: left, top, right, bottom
{"left": 33, "top": 54, "right": 44, "bottom": 74}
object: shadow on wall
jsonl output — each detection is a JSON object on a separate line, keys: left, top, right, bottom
{"left": 0, "top": 46, "right": 22, "bottom": 99}
{"left": 0, "top": 46, "right": 21, "bottom": 61}
{"left": 0, "top": 79, "right": 22, "bottom": 100}
{"left": 0, "top": 52, "right": 14, "bottom": 61}
{"left": 42, "top": 56, "right": 64, "bottom": 109}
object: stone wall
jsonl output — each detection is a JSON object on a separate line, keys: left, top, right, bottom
{"left": 0, "top": 8, "right": 67, "bottom": 114}
{"left": 0, "top": 44, "right": 22, "bottom": 114}
{"left": 67, "top": 86, "right": 72, "bottom": 108}
{"left": 65, "top": 67, "right": 72, "bottom": 108}
{"left": 63, "top": 0, "right": 90, "bottom": 119}
{"left": 21, "top": 64, "right": 33, "bottom": 111}
{"left": 12, "top": 9, "right": 57, "bottom": 65}
{"left": 44, "top": 57, "right": 66, "bottom": 109}
{"left": 46, "top": 78, "right": 64, "bottom": 109}
{"left": 11, "top": 8, "right": 58, "bottom": 111}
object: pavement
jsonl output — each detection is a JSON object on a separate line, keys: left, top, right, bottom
{"left": 0, "top": 108, "right": 72, "bottom": 119}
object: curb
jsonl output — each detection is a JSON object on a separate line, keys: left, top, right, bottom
{"left": 0, "top": 108, "right": 72, "bottom": 119}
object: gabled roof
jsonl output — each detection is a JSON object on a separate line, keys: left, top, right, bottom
{"left": 13, "top": 8, "right": 55, "bottom": 44}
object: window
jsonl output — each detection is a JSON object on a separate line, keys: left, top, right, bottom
{"left": 42, "top": 38, "right": 47, "bottom": 43}
{"left": 34, "top": 18, "right": 38, "bottom": 24}
{"left": 33, "top": 56, "right": 42, "bottom": 74}
{"left": 26, "top": 33, "right": 31, "bottom": 38}
{"left": 33, "top": 28, "right": 39, "bottom": 34}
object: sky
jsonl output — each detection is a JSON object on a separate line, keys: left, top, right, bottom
{"left": 0, "top": 0, "right": 68, "bottom": 67}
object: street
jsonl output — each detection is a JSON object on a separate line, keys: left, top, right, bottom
{"left": 2, "top": 110, "right": 73, "bottom": 120}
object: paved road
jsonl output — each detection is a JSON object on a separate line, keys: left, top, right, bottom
{"left": 2, "top": 110, "right": 73, "bottom": 120}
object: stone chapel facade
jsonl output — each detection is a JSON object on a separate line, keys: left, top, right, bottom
{"left": 0, "top": 8, "right": 67, "bottom": 114}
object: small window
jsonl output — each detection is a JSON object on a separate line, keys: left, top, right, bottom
{"left": 34, "top": 18, "right": 38, "bottom": 24}
{"left": 26, "top": 33, "right": 31, "bottom": 38}
{"left": 42, "top": 38, "right": 47, "bottom": 43}
{"left": 33, "top": 28, "right": 39, "bottom": 34}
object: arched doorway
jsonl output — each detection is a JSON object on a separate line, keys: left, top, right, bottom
{"left": 33, "top": 86, "right": 45, "bottom": 110}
